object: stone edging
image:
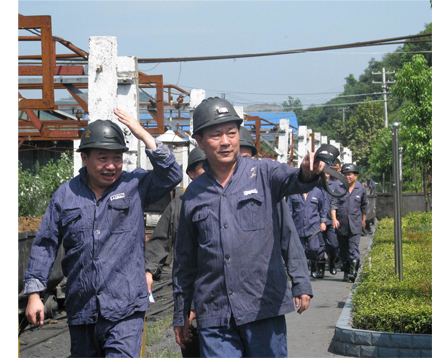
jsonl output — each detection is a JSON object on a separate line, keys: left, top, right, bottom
{"left": 332, "top": 236, "right": 432, "bottom": 357}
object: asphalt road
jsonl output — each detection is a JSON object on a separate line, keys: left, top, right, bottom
{"left": 286, "top": 234, "right": 372, "bottom": 358}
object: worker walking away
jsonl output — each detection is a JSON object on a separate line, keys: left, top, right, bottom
{"left": 172, "top": 97, "right": 324, "bottom": 358}
{"left": 145, "top": 146, "right": 206, "bottom": 358}
{"left": 24, "top": 110, "right": 183, "bottom": 357}
{"left": 318, "top": 158, "right": 342, "bottom": 275}
{"left": 287, "top": 186, "right": 327, "bottom": 278}
{"left": 331, "top": 163, "right": 368, "bottom": 283}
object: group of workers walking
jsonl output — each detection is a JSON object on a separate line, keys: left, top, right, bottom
{"left": 22, "top": 97, "right": 369, "bottom": 357}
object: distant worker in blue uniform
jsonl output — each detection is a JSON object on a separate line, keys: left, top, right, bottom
{"left": 172, "top": 97, "right": 325, "bottom": 358}
{"left": 319, "top": 158, "right": 341, "bottom": 275}
{"left": 23, "top": 110, "right": 183, "bottom": 358}
{"left": 287, "top": 186, "right": 327, "bottom": 278}
{"left": 331, "top": 163, "right": 368, "bottom": 283}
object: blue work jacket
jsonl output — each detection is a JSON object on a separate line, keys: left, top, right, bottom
{"left": 334, "top": 181, "right": 368, "bottom": 236}
{"left": 287, "top": 186, "right": 327, "bottom": 238}
{"left": 24, "top": 141, "right": 183, "bottom": 325}
{"left": 173, "top": 155, "right": 317, "bottom": 329}
{"left": 318, "top": 178, "right": 341, "bottom": 226}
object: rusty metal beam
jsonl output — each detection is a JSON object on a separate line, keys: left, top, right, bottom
{"left": 18, "top": 15, "right": 55, "bottom": 110}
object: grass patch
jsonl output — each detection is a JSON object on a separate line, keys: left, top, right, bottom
{"left": 351, "top": 211, "right": 432, "bottom": 334}
{"left": 145, "top": 316, "right": 182, "bottom": 358}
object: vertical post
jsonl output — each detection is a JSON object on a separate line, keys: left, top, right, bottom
{"left": 372, "top": 67, "right": 395, "bottom": 128}
{"left": 391, "top": 122, "right": 403, "bottom": 281}
{"left": 277, "top": 119, "right": 289, "bottom": 163}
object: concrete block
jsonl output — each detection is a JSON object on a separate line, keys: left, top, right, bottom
{"left": 361, "top": 345, "right": 378, "bottom": 357}
{"left": 398, "top": 348, "right": 420, "bottom": 357}
{"left": 421, "top": 349, "right": 432, "bottom": 357}
{"left": 354, "top": 330, "right": 372, "bottom": 345}
{"left": 372, "top": 332, "right": 392, "bottom": 347}
{"left": 378, "top": 347, "right": 398, "bottom": 357}
{"left": 333, "top": 340, "right": 346, "bottom": 355}
{"left": 339, "top": 328, "right": 355, "bottom": 343}
{"left": 390, "top": 334, "right": 413, "bottom": 348}
{"left": 346, "top": 343, "right": 361, "bottom": 357}
{"left": 412, "top": 335, "right": 432, "bottom": 349}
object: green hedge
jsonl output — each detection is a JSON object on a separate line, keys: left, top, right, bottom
{"left": 19, "top": 152, "right": 74, "bottom": 217}
{"left": 351, "top": 211, "right": 432, "bottom": 334}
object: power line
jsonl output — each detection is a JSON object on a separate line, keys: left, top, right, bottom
{"left": 137, "top": 33, "right": 431, "bottom": 63}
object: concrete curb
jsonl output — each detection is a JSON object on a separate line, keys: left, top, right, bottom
{"left": 332, "top": 235, "right": 432, "bottom": 357}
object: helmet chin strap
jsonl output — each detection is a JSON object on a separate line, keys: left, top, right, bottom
{"left": 314, "top": 144, "right": 349, "bottom": 198}
{"left": 319, "top": 166, "right": 349, "bottom": 198}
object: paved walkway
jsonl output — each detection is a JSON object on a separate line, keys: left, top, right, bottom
{"left": 286, "top": 234, "right": 372, "bottom": 358}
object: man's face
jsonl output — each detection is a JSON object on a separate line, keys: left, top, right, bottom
{"left": 187, "top": 161, "right": 205, "bottom": 181}
{"left": 195, "top": 122, "right": 240, "bottom": 169}
{"left": 240, "top": 146, "right": 253, "bottom": 158}
{"left": 343, "top": 172, "right": 358, "bottom": 185}
{"left": 81, "top": 149, "right": 123, "bottom": 192}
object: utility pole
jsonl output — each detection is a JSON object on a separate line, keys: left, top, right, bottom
{"left": 372, "top": 67, "right": 396, "bottom": 128}
{"left": 338, "top": 107, "right": 350, "bottom": 123}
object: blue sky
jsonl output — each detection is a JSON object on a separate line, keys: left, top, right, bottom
{"left": 17, "top": 0, "right": 433, "bottom": 109}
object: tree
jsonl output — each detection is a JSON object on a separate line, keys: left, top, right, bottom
{"left": 391, "top": 54, "right": 432, "bottom": 208}
{"left": 334, "top": 99, "right": 384, "bottom": 168}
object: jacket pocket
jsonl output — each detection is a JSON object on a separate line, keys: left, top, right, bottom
{"left": 192, "top": 206, "right": 213, "bottom": 244}
{"left": 237, "top": 194, "right": 267, "bottom": 231}
{"left": 61, "top": 208, "right": 85, "bottom": 247}
{"left": 108, "top": 198, "right": 132, "bottom": 233}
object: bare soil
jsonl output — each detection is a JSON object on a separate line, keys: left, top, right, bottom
{"left": 19, "top": 217, "right": 43, "bottom": 232}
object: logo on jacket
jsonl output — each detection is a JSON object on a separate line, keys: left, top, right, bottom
{"left": 250, "top": 167, "right": 257, "bottom": 179}
{"left": 244, "top": 189, "right": 258, "bottom": 195}
{"left": 110, "top": 193, "right": 125, "bottom": 201}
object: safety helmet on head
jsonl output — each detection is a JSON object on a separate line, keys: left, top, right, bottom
{"left": 186, "top": 146, "right": 207, "bottom": 173}
{"left": 77, "top": 120, "right": 128, "bottom": 153}
{"left": 192, "top": 97, "right": 243, "bottom": 136}
{"left": 341, "top": 163, "right": 359, "bottom": 174}
{"left": 239, "top": 126, "right": 257, "bottom": 157}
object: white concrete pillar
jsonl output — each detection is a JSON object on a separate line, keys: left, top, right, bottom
{"left": 321, "top": 136, "right": 328, "bottom": 145}
{"left": 117, "top": 56, "right": 139, "bottom": 171}
{"left": 74, "top": 36, "right": 140, "bottom": 174}
{"left": 277, "top": 119, "right": 290, "bottom": 163}
{"left": 297, "top": 125, "right": 308, "bottom": 164}
{"left": 314, "top": 132, "right": 321, "bottom": 151}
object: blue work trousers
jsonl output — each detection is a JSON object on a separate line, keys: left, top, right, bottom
{"left": 323, "top": 225, "right": 339, "bottom": 258}
{"left": 68, "top": 310, "right": 145, "bottom": 357}
{"left": 198, "top": 315, "right": 287, "bottom": 358}
{"left": 337, "top": 233, "right": 361, "bottom": 261}
{"left": 300, "top": 232, "right": 325, "bottom": 262}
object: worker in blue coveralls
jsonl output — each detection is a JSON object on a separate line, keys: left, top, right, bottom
{"left": 172, "top": 97, "right": 325, "bottom": 358}
{"left": 24, "top": 109, "right": 183, "bottom": 358}
{"left": 319, "top": 158, "right": 341, "bottom": 275}
{"left": 331, "top": 163, "right": 368, "bottom": 283}
{"left": 287, "top": 186, "right": 327, "bottom": 278}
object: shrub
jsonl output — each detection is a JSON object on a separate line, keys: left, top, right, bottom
{"left": 18, "top": 152, "right": 74, "bottom": 217}
{"left": 351, "top": 211, "right": 432, "bottom": 334}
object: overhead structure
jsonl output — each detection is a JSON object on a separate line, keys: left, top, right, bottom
{"left": 18, "top": 14, "right": 192, "bottom": 146}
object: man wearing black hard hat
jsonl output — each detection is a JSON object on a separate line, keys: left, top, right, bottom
{"left": 172, "top": 97, "right": 324, "bottom": 357}
{"left": 23, "top": 109, "right": 182, "bottom": 357}
{"left": 331, "top": 163, "right": 368, "bottom": 282}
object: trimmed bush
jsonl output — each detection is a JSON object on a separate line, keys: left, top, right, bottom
{"left": 351, "top": 211, "right": 432, "bottom": 334}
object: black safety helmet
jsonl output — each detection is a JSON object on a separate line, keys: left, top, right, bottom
{"left": 314, "top": 144, "right": 339, "bottom": 167}
{"left": 341, "top": 163, "right": 359, "bottom": 174}
{"left": 239, "top": 126, "right": 257, "bottom": 157}
{"left": 192, "top": 97, "right": 243, "bottom": 136}
{"left": 186, "top": 146, "right": 207, "bottom": 173}
{"left": 77, "top": 120, "right": 128, "bottom": 153}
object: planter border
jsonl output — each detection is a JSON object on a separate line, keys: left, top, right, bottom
{"left": 332, "top": 235, "right": 432, "bottom": 357}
